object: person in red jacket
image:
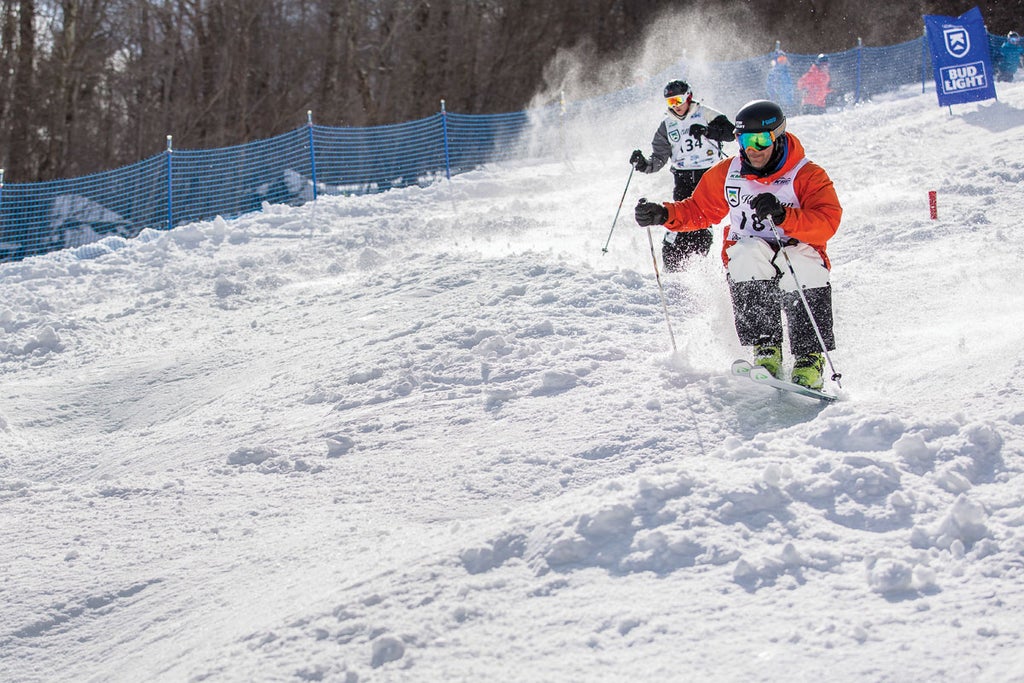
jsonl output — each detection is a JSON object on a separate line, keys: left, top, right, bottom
{"left": 797, "top": 54, "right": 832, "bottom": 115}
{"left": 634, "top": 100, "right": 842, "bottom": 390}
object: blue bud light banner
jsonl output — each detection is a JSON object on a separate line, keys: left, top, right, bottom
{"left": 924, "top": 7, "right": 997, "bottom": 107}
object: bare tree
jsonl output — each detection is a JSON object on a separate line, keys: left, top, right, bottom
{"left": 0, "top": 0, "right": 1018, "bottom": 182}
{"left": 36, "top": 0, "right": 122, "bottom": 178}
{"left": 5, "top": 0, "right": 36, "bottom": 179}
{"left": 0, "top": 2, "right": 15, "bottom": 162}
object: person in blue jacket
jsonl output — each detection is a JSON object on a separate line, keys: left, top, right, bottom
{"left": 766, "top": 52, "right": 796, "bottom": 110}
{"left": 995, "top": 31, "right": 1023, "bottom": 82}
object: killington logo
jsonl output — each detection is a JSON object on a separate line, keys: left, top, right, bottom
{"left": 668, "top": 129, "right": 681, "bottom": 143}
{"left": 943, "top": 26, "right": 970, "bottom": 58}
{"left": 726, "top": 186, "right": 741, "bottom": 207}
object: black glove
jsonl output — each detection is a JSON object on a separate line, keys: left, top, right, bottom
{"left": 629, "top": 149, "right": 649, "bottom": 172}
{"left": 706, "top": 115, "right": 736, "bottom": 142}
{"left": 750, "top": 193, "right": 786, "bottom": 224}
{"left": 689, "top": 124, "right": 708, "bottom": 140}
{"left": 635, "top": 198, "right": 669, "bottom": 227}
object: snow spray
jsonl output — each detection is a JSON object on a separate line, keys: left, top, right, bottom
{"left": 929, "top": 190, "right": 938, "bottom": 220}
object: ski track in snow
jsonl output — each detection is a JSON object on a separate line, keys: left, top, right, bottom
{"left": 2, "top": 82, "right": 1024, "bottom": 681}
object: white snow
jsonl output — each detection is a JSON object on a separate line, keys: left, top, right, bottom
{"left": 3, "top": 82, "right": 1024, "bottom": 682}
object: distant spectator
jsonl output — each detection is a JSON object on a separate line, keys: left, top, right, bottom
{"left": 995, "top": 31, "right": 1023, "bottom": 82}
{"left": 766, "top": 53, "right": 796, "bottom": 110}
{"left": 797, "top": 54, "right": 832, "bottom": 115}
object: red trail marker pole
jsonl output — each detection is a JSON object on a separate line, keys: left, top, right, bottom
{"left": 928, "top": 190, "right": 937, "bottom": 220}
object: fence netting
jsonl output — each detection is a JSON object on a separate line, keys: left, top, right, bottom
{"left": 0, "top": 33, "right": 1006, "bottom": 261}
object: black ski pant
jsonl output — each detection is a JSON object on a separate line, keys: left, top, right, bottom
{"left": 662, "top": 168, "right": 713, "bottom": 271}
{"left": 728, "top": 277, "right": 835, "bottom": 356}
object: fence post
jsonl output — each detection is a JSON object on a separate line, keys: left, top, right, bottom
{"left": 921, "top": 26, "right": 928, "bottom": 93}
{"left": 307, "top": 110, "right": 319, "bottom": 202}
{"left": 856, "top": 37, "right": 863, "bottom": 103}
{"left": 166, "top": 135, "right": 173, "bottom": 231}
{"left": 440, "top": 99, "right": 452, "bottom": 181}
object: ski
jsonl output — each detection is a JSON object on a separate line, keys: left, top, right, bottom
{"left": 731, "top": 359, "right": 838, "bottom": 402}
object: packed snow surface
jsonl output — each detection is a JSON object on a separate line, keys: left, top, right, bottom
{"left": 3, "top": 82, "right": 1024, "bottom": 682}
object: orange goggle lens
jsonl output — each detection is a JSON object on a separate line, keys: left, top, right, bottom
{"left": 666, "top": 94, "right": 688, "bottom": 107}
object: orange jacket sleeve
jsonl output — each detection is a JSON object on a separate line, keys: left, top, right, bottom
{"left": 779, "top": 161, "right": 842, "bottom": 248}
{"left": 661, "top": 159, "right": 731, "bottom": 232}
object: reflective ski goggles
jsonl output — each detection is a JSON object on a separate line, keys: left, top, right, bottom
{"left": 738, "top": 130, "right": 776, "bottom": 151}
{"left": 666, "top": 94, "right": 690, "bottom": 107}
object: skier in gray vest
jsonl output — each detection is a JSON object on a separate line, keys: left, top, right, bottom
{"left": 629, "top": 80, "right": 736, "bottom": 271}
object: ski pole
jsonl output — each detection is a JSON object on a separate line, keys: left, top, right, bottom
{"left": 765, "top": 216, "right": 842, "bottom": 388}
{"left": 601, "top": 165, "right": 635, "bottom": 253}
{"left": 645, "top": 226, "right": 678, "bottom": 353}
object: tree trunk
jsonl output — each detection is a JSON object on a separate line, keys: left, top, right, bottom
{"left": 7, "top": 0, "right": 35, "bottom": 180}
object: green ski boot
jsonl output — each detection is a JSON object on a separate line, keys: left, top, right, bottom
{"left": 791, "top": 352, "right": 825, "bottom": 390}
{"left": 753, "top": 344, "right": 783, "bottom": 379}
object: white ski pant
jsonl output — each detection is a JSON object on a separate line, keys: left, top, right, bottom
{"left": 725, "top": 238, "right": 830, "bottom": 290}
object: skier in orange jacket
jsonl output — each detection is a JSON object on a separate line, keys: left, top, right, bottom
{"left": 634, "top": 100, "right": 842, "bottom": 390}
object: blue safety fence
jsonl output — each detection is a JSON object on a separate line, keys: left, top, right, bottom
{"left": 0, "top": 31, "right": 1010, "bottom": 262}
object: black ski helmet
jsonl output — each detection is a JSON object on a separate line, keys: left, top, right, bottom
{"left": 734, "top": 100, "right": 787, "bottom": 139}
{"left": 663, "top": 80, "right": 690, "bottom": 98}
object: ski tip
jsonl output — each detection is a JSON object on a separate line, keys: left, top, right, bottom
{"left": 731, "top": 359, "right": 752, "bottom": 376}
